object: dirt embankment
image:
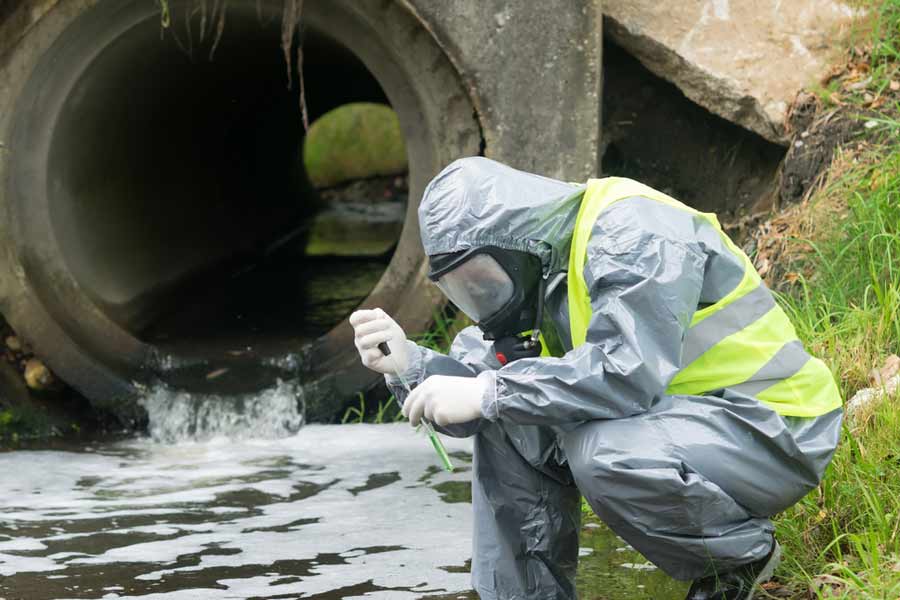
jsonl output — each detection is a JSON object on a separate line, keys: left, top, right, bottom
{"left": 749, "top": 41, "right": 900, "bottom": 287}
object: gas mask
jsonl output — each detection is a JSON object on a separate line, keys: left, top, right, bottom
{"left": 428, "top": 247, "right": 545, "bottom": 365}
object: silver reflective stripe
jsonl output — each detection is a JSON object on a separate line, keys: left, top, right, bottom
{"left": 682, "top": 283, "right": 776, "bottom": 365}
{"left": 729, "top": 340, "right": 811, "bottom": 397}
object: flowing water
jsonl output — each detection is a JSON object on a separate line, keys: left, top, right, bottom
{"left": 0, "top": 388, "right": 686, "bottom": 599}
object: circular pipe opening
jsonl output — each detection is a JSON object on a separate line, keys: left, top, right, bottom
{"left": 49, "top": 8, "right": 404, "bottom": 392}
{"left": 52, "top": 18, "right": 400, "bottom": 347}
{"left": 3, "top": 0, "right": 481, "bottom": 419}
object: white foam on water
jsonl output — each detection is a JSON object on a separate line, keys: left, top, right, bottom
{"left": 139, "top": 379, "right": 305, "bottom": 443}
{"left": 0, "top": 424, "right": 475, "bottom": 599}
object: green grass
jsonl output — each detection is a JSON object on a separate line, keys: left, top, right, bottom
{"left": 341, "top": 392, "right": 405, "bottom": 424}
{"left": 745, "top": 5, "right": 900, "bottom": 593}
{"left": 0, "top": 406, "right": 51, "bottom": 444}
{"left": 871, "top": 0, "right": 900, "bottom": 86}
{"left": 768, "top": 140, "right": 900, "bottom": 597}
{"left": 777, "top": 150, "right": 900, "bottom": 393}
{"left": 411, "top": 307, "right": 467, "bottom": 354}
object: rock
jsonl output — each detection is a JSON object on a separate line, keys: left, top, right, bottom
{"left": 846, "top": 372, "right": 900, "bottom": 425}
{"left": 603, "top": 0, "right": 862, "bottom": 144}
{"left": 303, "top": 103, "right": 407, "bottom": 188}
{"left": 24, "top": 358, "right": 53, "bottom": 390}
{"left": 845, "top": 354, "right": 900, "bottom": 424}
{"left": 305, "top": 202, "right": 405, "bottom": 257}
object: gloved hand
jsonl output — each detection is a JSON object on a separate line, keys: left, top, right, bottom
{"left": 402, "top": 374, "right": 488, "bottom": 427}
{"left": 349, "top": 308, "right": 410, "bottom": 376}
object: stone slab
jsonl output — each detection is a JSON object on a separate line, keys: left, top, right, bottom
{"left": 604, "top": 0, "right": 862, "bottom": 144}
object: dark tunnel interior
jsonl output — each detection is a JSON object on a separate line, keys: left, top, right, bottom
{"left": 46, "top": 5, "right": 401, "bottom": 370}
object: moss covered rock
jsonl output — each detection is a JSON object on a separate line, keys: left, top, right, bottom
{"left": 303, "top": 103, "right": 407, "bottom": 188}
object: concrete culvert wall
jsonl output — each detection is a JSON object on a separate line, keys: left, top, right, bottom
{"left": 0, "top": 0, "right": 485, "bottom": 423}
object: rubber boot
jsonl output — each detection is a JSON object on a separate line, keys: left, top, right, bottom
{"left": 684, "top": 540, "right": 782, "bottom": 600}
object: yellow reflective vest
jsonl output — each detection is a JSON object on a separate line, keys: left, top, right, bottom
{"left": 566, "top": 178, "right": 842, "bottom": 417}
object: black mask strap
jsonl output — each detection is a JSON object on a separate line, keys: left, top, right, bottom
{"left": 493, "top": 276, "right": 545, "bottom": 366}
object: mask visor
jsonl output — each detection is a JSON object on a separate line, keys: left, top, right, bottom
{"left": 435, "top": 253, "right": 514, "bottom": 322}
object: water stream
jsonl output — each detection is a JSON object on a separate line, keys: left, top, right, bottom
{"left": 0, "top": 389, "right": 686, "bottom": 599}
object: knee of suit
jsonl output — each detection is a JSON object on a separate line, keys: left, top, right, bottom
{"left": 564, "top": 424, "right": 824, "bottom": 525}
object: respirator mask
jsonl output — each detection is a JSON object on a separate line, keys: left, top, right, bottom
{"left": 428, "top": 247, "right": 545, "bottom": 365}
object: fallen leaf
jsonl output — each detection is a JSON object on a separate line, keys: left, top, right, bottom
{"left": 760, "top": 580, "right": 794, "bottom": 597}
{"left": 206, "top": 367, "right": 230, "bottom": 380}
{"left": 891, "top": 80, "right": 900, "bottom": 91}
{"left": 820, "top": 65, "right": 844, "bottom": 85}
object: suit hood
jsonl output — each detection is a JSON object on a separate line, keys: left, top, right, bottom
{"left": 417, "top": 157, "right": 584, "bottom": 276}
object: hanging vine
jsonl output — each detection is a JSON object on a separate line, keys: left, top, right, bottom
{"left": 154, "top": 0, "right": 309, "bottom": 131}
{"left": 280, "top": 0, "right": 309, "bottom": 131}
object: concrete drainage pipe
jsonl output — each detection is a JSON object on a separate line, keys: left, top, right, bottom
{"left": 0, "top": 0, "right": 482, "bottom": 422}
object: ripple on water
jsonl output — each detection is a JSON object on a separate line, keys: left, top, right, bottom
{"left": 0, "top": 424, "right": 474, "bottom": 599}
{"left": 1, "top": 421, "right": 688, "bottom": 599}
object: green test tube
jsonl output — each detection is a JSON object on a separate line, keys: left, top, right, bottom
{"left": 420, "top": 418, "right": 455, "bottom": 473}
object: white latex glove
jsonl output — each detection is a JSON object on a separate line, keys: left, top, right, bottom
{"left": 349, "top": 308, "right": 410, "bottom": 376}
{"left": 402, "top": 374, "right": 488, "bottom": 427}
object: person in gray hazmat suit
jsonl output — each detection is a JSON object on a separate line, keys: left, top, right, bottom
{"left": 349, "top": 157, "right": 842, "bottom": 600}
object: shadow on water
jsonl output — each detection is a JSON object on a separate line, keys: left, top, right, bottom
{"left": 0, "top": 425, "right": 688, "bottom": 599}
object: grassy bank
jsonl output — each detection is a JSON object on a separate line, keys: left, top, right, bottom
{"left": 761, "top": 2, "right": 900, "bottom": 595}
{"left": 768, "top": 145, "right": 900, "bottom": 599}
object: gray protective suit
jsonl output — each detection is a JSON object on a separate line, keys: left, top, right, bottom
{"left": 387, "top": 157, "right": 841, "bottom": 600}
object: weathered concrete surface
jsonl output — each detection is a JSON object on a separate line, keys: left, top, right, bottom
{"left": 604, "top": 0, "right": 861, "bottom": 144}
{"left": 0, "top": 0, "right": 61, "bottom": 59}
{"left": 407, "top": 0, "right": 604, "bottom": 181}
